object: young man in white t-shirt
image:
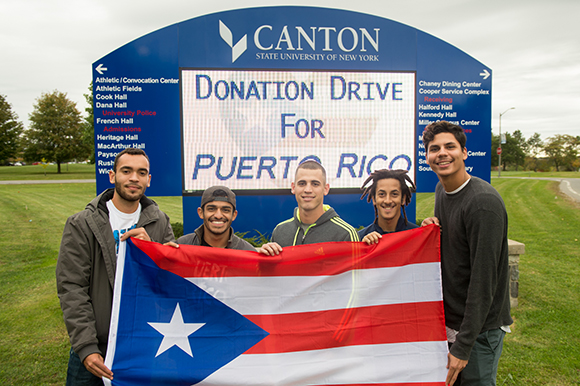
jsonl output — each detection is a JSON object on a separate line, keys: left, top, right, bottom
{"left": 56, "top": 148, "right": 175, "bottom": 385}
{"left": 106, "top": 149, "right": 150, "bottom": 260}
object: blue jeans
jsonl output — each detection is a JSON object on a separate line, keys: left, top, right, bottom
{"left": 66, "top": 349, "right": 104, "bottom": 386}
{"left": 454, "top": 328, "right": 506, "bottom": 386}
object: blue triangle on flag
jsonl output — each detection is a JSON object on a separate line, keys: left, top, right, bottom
{"left": 110, "top": 240, "right": 269, "bottom": 386}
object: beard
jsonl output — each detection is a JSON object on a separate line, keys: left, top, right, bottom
{"left": 115, "top": 181, "right": 145, "bottom": 202}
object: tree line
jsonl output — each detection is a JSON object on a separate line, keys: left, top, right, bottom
{"left": 1, "top": 88, "right": 579, "bottom": 173}
{"left": 492, "top": 130, "right": 580, "bottom": 172}
{"left": 0, "top": 86, "right": 93, "bottom": 173}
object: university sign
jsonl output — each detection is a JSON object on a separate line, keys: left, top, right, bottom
{"left": 219, "top": 21, "right": 382, "bottom": 62}
{"left": 93, "top": 6, "right": 492, "bottom": 235}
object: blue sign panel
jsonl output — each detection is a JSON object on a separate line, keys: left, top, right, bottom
{"left": 93, "top": 6, "right": 491, "bottom": 236}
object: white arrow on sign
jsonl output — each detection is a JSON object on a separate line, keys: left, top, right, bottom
{"left": 96, "top": 64, "right": 108, "bottom": 75}
{"left": 479, "top": 69, "right": 490, "bottom": 80}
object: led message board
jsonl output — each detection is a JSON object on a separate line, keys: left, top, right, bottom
{"left": 93, "top": 6, "right": 492, "bottom": 235}
{"left": 181, "top": 69, "right": 415, "bottom": 192}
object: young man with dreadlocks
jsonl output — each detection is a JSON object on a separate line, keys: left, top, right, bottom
{"left": 358, "top": 169, "right": 418, "bottom": 244}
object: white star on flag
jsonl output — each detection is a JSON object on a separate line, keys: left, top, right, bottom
{"left": 148, "top": 303, "right": 205, "bottom": 357}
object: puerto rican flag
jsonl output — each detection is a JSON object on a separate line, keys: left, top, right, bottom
{"left": 104, "top": 225, "right": 447, "bottom": 385}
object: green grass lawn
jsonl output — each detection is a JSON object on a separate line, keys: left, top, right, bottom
{"left": 494, "top": 170, "right": 580, "bottom": 179}
{"left": 1, "top": 165, "right": 577, "bottom": 182}
{"left": 0, "top": 179, "right": 578, "bottom": 384}
{"left": 0, "top": 164, "right": 96, "bottom": 180}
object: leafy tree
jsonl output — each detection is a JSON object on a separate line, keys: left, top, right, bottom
{"left": 0, "top": 94, "right": 24, "bottom": 164}
{"left": 544, "top": 134, "right": 579, "bottom": 171}
{"left": 524, "top": 132, "right": 544, "bottom": 171}
{"left": 81, "top": 82, "right": 95, "bottom": 163}
{"left": 574, "top": 136, "right": 580, "bottom": 171}
{"left": 23, "top": 90, "right": 88, "bottom": 173}
{"left": 491, "top": 132, "right": 525, "bottom": 171}
{"left": 511, "top": 130, "right": 526, "bottom": 171}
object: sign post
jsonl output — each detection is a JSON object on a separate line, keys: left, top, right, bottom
{"left": 93, "top": 6, "right": 493, "bottom": 235}
{"left": 498, "top": 107, "right": 515, "bottom": 178}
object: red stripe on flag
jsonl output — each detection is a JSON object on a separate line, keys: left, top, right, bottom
{"left": 134, "top": 225, "right": 440, "bottom": 278}
{"left": 244, "top": 301, "right": 446, "bottom": 354}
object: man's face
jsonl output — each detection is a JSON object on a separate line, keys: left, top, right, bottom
{"left": 109, "top": 154, "right": 151, "bottom": 202}
{"left": 291, "top": 168, "right": 330, "bottom": 214}
{"left": 426, "top": 132, "right": 467, "bottom": 178}
{"left": 372, "top": 178, "right": 403, "bottom": 224}
{"left": 198, "top": 201, "right": 237, "bottom": 236}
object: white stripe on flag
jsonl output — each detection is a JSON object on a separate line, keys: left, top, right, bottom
{"left": 187, "top": 262, "right": 443, "bottom": 315}
{"left": 198, "top": 341, "right": 449, "bottom": 386}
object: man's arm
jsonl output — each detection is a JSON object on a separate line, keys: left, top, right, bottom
{"left": 330, "top": 218, "right": 360, "bottom": 242}
{"left": 56, "top": 216, "right": 102, "bottom": 364}
{"left": 345, "top": 230, "right": 360, "bottom": 242}
{"left": 130, "top": 210, "right": 176, "bottom": 244}
{"left": 159, "top": 214, "right": 176, "bottom": 244}
{"left": 450, "top": 202, "right": 507, "bottom": 360}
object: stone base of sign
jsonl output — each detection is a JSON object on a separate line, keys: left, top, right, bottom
{"left": 508, "top": 239, "right": 525, "bottom": 308}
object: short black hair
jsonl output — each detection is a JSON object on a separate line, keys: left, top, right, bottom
{"left": 360, "top": 169, "right": 416, "bottom": 225}
{"left": 422, "top": 121, "right": 467, "bottom": 151}
{"left": 295, "top": 160, "right": 326, "bottom": 182}
{"left": 113, "top": 148, "right": 150, "bottom": 172}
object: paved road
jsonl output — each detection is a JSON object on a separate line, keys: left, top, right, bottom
{"left": 562, "top": 178, "right": 580, "bottom": 202}
{"left": 492, "top": 176, "right": 580, "bottom": 203}
{"left": 2, "top": 177, "right": 579, "bottom": 203}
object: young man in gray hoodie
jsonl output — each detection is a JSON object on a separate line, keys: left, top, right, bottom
{"left": 258, "top": 160, "right": 358, "bottom": 255}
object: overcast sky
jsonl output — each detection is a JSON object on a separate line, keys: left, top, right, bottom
{"left": 1, "top": 0, "right": 578, "bottom": 140}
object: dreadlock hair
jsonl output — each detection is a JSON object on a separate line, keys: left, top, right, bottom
{"left": 360, "top": 169, "right": 416, "bottom": 226}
